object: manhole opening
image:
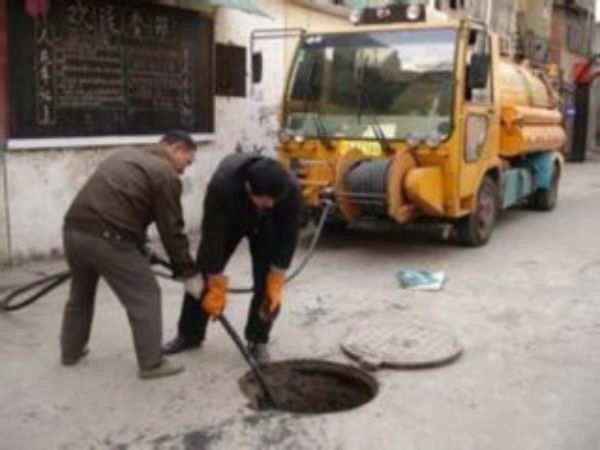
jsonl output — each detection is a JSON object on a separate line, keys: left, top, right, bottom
{"left": 238, "top": 359, "right": 378, "bottom": 414}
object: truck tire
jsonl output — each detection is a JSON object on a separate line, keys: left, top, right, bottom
{"left": 456, "top": 176, "right": 498, "bottom": 247}
{"left": 532, "top": 168, "right": 559, "bottom": 211}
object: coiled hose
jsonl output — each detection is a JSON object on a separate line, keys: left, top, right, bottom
{"left": 0, "top": 202, "right": 334, "bottom": 311}
{"left": 343, "top": 159, "right": 391, "bottom": 217}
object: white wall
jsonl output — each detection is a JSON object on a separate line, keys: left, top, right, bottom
{"left": 1, "top": 0, "right": 350, "bottom": 263}
{"left": 0, "top": 145, "right": 8, "bottom": 261}
{"left": 5, "top": 148, "right": 111, "bottom": 260}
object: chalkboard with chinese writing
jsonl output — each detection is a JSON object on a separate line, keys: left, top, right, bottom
{"left": 8, "top": 0, "right": 214, "bottom": 138}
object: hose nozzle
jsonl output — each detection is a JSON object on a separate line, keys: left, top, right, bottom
{"left": 319, "top": 188, "right": 336, "bottom": 210}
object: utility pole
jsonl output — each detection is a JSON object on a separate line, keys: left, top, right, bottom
{"left": 485, "top": 0, "right": 492, "bottom": 28}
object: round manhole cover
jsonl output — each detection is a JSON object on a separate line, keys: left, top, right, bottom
{"left": 341, "top": 320, "right": 463, "bottom": 370}
{"left": 239, "top": 359, "right": 378, "bottom": 414}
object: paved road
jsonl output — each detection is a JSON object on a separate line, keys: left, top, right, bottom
{"left": 1, "top": 153, "right": 600, "bottom": 449}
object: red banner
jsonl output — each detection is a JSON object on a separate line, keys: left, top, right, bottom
{"left": 24, "top": 0, "right": 51, "bottom": 19}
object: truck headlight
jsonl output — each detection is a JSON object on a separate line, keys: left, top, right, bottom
{"left": 279, "top": 128, "right": 293, "bottom": 144}
{"left": 349, "top": 9, "right": 362, "bottom": 25}
{"left": 425, "top": 134, "right": 442, "bottom": 149}
{"left": 406, "top": 132, "right": 424, "bottom": 149}
{"left": 293, "top": 132, "right": 306, "bottom": 144}
{"left": 406, "top": 5, "right": 423, "bottom": 21}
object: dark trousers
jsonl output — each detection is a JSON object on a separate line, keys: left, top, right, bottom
{"left": 61, "top": 230, "right": 163, "bottom": 369}
{"left": 177, "top": 225, "right": 274, "bottom": 344}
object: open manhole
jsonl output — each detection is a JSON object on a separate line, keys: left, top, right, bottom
{"left": 238, "top": 359, "right": 378, "bottom": 414}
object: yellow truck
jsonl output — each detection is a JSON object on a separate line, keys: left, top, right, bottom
{"left": 276, "top": 4, "right": 565, "bottom": 246}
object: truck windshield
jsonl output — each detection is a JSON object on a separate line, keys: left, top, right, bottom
{"left": 284, "top": 28, "right": 456, "bottom": 141}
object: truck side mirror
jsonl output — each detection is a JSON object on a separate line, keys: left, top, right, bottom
{"left": 252, "top": 52, "right": 263, "bottom": 84}
{"left": 468, "top": 53, "right": 489, "bottom": 89}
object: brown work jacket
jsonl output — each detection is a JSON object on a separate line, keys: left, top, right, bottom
{"left": 64, "top": 146, "right": 194, "bottom": 277}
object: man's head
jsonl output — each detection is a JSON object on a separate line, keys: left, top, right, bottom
{"left": 161, "top": 130, "right": 197, "bottom": 174}
{"left": 244, "top": 158, "right": 289, "bottom": 210}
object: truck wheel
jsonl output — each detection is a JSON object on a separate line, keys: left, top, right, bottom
{"left": 532, "top": 168, "right": 559, "bottom": 211}
{"left": 456, "top": 176, "right": 498, "bottom": 247}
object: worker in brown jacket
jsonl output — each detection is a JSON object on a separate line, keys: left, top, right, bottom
{"left": 60, "top": 130, "right": 202, "bottom": 379}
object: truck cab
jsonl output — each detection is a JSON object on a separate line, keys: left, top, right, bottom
{"left": 277, "top": 3, "right": 565, "bottom": 246}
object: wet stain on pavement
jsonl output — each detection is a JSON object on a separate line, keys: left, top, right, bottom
{"left": 101, "top": 409, "right": 332, "bottom": 450}
{"left": 182, "top": 429, "right": 217, "bottom": 449}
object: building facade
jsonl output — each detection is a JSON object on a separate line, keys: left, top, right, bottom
{"left": 516, "top": 0, "right": 553, "bottom": 63}
{"left": 0, "top": 0, "right": 351, "bottom": 263}
{"left": 550, "top": 0, "right": 595, "bottom": 81}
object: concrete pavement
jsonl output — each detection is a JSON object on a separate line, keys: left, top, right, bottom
{"left": 1, "top": 153, "right": 600, "bottom": 449}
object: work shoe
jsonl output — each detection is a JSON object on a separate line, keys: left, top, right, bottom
{"left": 61, "top": 347, "right": 90, "bottom": 366}
{"left": 247, "top": 342, "right": 270, "bottom": 364}
{"left": 162, "top": 335, "right": 202, "bottom": 354}
{"left": 139, "top": 358, "right": 184, "bottom": 380}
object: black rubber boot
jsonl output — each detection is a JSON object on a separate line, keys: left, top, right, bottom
{"left": 247, "top": 342, "right": 270, "bottom": 364}
{"left": 61, "top": 347, "right": 90, "bottom": 366}
{"left": 162, "top": 335, "right": 202, "bottom": 354}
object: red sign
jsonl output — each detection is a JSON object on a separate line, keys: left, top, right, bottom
{"left": 572, "top": 56, "right": 600, "bottom": 85}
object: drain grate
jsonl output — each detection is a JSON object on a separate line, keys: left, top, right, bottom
{"left": 239, "top": 359, "right": 378, "bottom": 414}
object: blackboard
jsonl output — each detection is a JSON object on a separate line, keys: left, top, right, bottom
{"left": 7, "top": 0, "right": 214, "bottom": 138}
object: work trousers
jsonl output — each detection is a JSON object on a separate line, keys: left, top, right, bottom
{"left": 176, "top": 225, "right": 274, "bottom": 344}
{"left": 60, "top": 230, "right": 162, "bottom": 370}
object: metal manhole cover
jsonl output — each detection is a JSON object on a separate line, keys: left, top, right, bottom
{"left": 341, "top": 320, "right": 463, "bottom": 370}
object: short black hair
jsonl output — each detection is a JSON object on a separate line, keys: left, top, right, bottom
{"left": 160, "top": 130, "right": 197, "bottom": 151}
{"left": 245, "top": 158, "right": 290, "bottom": 200}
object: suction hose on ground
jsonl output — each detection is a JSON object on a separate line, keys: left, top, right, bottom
{"left": 0, "top": 271, "right": 71, "bottom": 312}
{"left": 0, "top": 202, "right": 334, "bottom": 311}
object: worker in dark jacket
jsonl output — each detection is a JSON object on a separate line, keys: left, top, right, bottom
{"left": 163, "top": 153, "right": 301, "bottom": 362}
{"left": 61, "top": 131, "right": 202, "bottom": 379}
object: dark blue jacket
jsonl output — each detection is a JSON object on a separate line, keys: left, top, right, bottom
{"left": 197, "top": 153, "right": 301, "bottom": 274}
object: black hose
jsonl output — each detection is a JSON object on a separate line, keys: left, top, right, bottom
{"left": 1, "top": 271, "right": 71, "bottom": 312}
{"left": 0, "top": 203, "right": 333, "bottom": 311}
{"left": 343, "top": 159, "right": 391, "bottom": 217}
{"left": 153, "top": 203, "right": 332, "bottom": 293}
{"left": 228, "top": 200, "right": 334, "bottom": 293}
{"left": 218, "top": 315, "right": 278, "bottom": 408}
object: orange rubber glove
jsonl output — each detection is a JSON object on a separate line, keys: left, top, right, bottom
{"left": 260, "top": 270, "right": 285, "bottom": 321}
{"left": 201, "top": 275, "right": 228, "bottom": 319}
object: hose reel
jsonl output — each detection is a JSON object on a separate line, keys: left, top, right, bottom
{"left": 335, "top": 151, "right": 417, "bottom": 222}
{"left": 342, "top": 159, "right": 392, "bottom": 217}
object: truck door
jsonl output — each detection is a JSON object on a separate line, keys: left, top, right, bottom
{"left": 458, "top": 28, "right": 498, "bottom": 202}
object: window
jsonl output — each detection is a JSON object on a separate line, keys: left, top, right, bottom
{"left": 464, "top": 115, "right": 488, "bottom": 162}
{"left": 465, "top": 29, "right": 492, "bottom": 104}
{"left": 284, "top": 29, "right": 457, "bottom": 141}
{"left": 216, "top": 44, "right": 247, "bottom": 97}
{"left": 298, "top": 0, "right": 381, "bottom": 10}
{"left": 304, "top": 0, "right": 350, "bottom": 7}
{"left": 566, "top": 22, "right": 584, "bottom": 54}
